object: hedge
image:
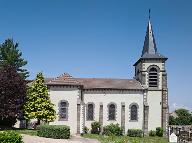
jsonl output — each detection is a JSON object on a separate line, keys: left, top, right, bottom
{"left": 0, "top": 131, "right": 23, "bottom": 143}
{"left": 103, "top": 123, "right": 123, "bottom": 136}
{"left": 127, "top": 129, "right": 143, "bottom": 137}
{"left": 37, "top": 125, "right": 70, "bottom": 139}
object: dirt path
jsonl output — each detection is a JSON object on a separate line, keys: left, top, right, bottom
{"left": 22, "top": 134, "right": 100, "bottom": 143}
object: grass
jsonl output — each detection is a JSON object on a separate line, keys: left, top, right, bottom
{"left": 82, "top": 134, "right": 168, "bottom": 143}
{"left": 0, "top": 128, "right": 37, "bottom": 136}
{"left": 14, "top": 129, "right": 37, "bottom": 136}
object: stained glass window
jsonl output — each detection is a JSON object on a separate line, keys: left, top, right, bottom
{"left": 108, "top": 104, "right": 116, "bottom": 120}
{"left": 87, "top": 103, "right": 94, "bottom": 120}
{"left": 130, "top": 105, "right": 138, "bottom": 120}
{"left": 59, "top": 100, "right": 68, "bottom": 120}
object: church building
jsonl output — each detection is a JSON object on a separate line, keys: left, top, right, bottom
{"left": 46, "top": 18, "right": 169, "bottom": 135}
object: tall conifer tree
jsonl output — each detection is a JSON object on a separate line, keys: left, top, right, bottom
{"left": 0, "top": 39, "right": 29, "bottom": 79}
{"left": 24, "top": 72, "right": 56, "bottom": 124}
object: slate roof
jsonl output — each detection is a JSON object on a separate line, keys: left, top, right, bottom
{"left": 141, "top": 20, "right": 167, "bottom": 59}
{"left": 141, "top": 53, "right": 167, "bottom": 59}
{"left": 46, "top": 73, "right": 143, "bottom": 90}
{"left": 142, "top": 20, "right": 157, "bottom": 56}
{"left": 134, "top": 20, "right": 167, "bottom": 66}
{"left": 76, "top": 78, "right": 143, "bottom": 90}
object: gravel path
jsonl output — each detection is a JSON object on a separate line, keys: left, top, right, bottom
{"left": 22, "top": 134, "right": 100, "bottom": 143}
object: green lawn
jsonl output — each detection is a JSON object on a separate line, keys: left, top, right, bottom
{"left": 82, "top": 134, "right": 168, "bottom": 143}
{"left": 14, "top": 129, "right": 37, "bottom": 136}
{"left": 0, "top": 129, "right": 38, "bottom": 136}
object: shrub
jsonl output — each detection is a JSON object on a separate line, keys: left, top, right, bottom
{"left": 103, "top": 123, "right": 123, "bottom": 136}
{"left": 37, "top": 125, "right": 70, "bottom": 139}
{"left": 127, "top": 129, "right": 143, "bottom": 137}
{"left": 0, "top": 117, "right": 17, "bottom": 127}
{"left": 149, "top": 130, "right": 156, "bottom": 136}
{"left": 0, "top": 131, "right": 23, "bottom": 143}
{"left": 91, "top": 121, "right": 101, "bottom": 134}
{"left": 83, "top": 126, "right": 89, "bottom": 134}
{"left": 156, "top": 127, "right": 163, "bottom": 137}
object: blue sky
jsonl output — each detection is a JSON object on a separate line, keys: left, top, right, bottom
{"left": 0, "top": 0, "right": 191, "bottom": 111}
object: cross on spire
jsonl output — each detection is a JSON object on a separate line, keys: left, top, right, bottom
{"left": 141, "top": 10, "right": 157, "bottom": 57}
{"left": 149, "top": 9, "right": 151, "bottom": 20}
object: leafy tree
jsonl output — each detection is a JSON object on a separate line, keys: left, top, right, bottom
{"left": 24, "top": 72, "right": 56, "bottom": 124}
{"left": 175, "top": 108, "right": 192, "bottom": 125}
{"left": 0, "top": 39, "right": 29, "bottom": 79}
{"left": 169, "top": 108, "right": 192, "bottom": 125}
{"left": 191, "top": 112, "right": 192, "bottom": 124}
{"left": 169, "top": 115, "right": 177, "bottom": 125}
{"left": 0, "top": 66, "right": 26, "bottom": 127}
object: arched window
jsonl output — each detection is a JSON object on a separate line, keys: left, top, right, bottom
{"left": 108, "top": 103, "right": 116, "bottom": 120}
{"left": 148, "top": 67, "right": 158, "bottom": 87}
{"left": 130, "top": 104, "right": 138, "bottom": 121}
{"left": 59, "top": 100, "right": 68, "bottom": 120}
{"left": 87, "top": 103, "right": 94, "bottom": 120}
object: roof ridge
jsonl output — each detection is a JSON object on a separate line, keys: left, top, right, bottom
{"left": 46, "top": 74, "right": 143, "bottom": 90}
{"left": 48, "top": 73, "right": 80, "bottom": 84}
{"left": 75, "top": 77, "right": 136, "bottom": 80}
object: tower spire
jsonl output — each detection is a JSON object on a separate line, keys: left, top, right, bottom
{"left": 134, "top": 10, "right": 167, "bottom": 66}
{"left": 141, "top": 10, "right": 157, "bottom": 57}
{"left": 149, "top": 9, "right": 151, "bottom": 20}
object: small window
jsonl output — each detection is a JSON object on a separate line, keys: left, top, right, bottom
{"left": 130, "top": 104, "right": 138, "bottom": 121}
{"left": 59, "top": 100, "right": 68, "bottom": 120}
{"left": 87, "top": 103, "right": 94, "bottom": 120}
{"left": 149, "top": 67, "right": 158, "bottom": 87}
{"left": 108, "top": 103, "right": 116, "bottom": 120}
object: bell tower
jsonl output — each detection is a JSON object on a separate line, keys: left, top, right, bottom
{"left": 134, "top": 11, "right": 168, "bottom": 134}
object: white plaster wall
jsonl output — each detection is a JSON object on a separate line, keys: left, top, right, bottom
{"left": 143, "top": 61, "right": 163, "bottom": 130}
{"left": 147, "top": 90, "right": 162, "bottom": 130}
{"left": 135, "top": 60, "right": 166, "bottom": 131}
{"left": 49, "top": 86, "right": 80, "bottom": 135}
{"left": 84, "top": 90, "right": 143, "bottom": 133}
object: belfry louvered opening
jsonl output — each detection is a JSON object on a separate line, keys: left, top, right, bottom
{"left": 148, "top": 67, "right": 158, "bottom": 87}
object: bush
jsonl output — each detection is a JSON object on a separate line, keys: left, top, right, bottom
{"left": 0, "top": 117, "right": 17, "bottom": 127}
{"left": 149, "top": 130, "right": 156, "bottom": 136}
{"left": 156, "top": 127, "right": 163, "bottom": 137}
{"left": 37, "top": 125, "right": 70, "bottom": 139}
{"left": 127, "top": 129, "right": 143, "bottom": 137}
{"left": 0, "top": 131, "right": 23, "bottom": 143}
{"left": 103, "top": 123, "right": 123, "bottom": 136}
{"left": 83, "top": 126, "right": 89, "bottom": 134}
{"left": 91, "top": 121, "right": 101, "bottom": 134}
